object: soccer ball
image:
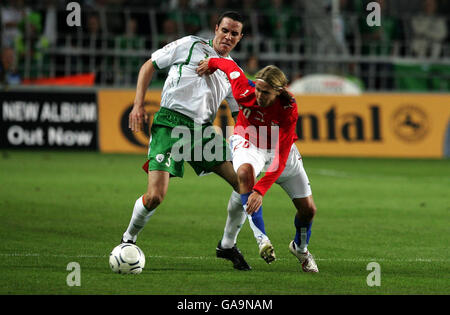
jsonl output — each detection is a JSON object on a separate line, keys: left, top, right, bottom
{"left": 109, "top": 243, "right": 146, "bottom": 274}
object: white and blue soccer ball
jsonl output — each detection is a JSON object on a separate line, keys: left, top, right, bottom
{"left": 109, "top": 243, "right": 146, "bottom": 274}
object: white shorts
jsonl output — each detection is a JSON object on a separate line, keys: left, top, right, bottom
{"left": 229, "top": 134, "right": 312, "bottom": 199}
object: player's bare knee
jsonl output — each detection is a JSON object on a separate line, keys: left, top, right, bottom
{"left": 298, "top": 203, "right": 316, "bottom": 221}
{"left": 237, "top": 164, "right": 254, "bottom": 191}
{"left": 307, "top": 203, "right": 317, "bottom": 218}
{"left": 143, "top": 192, "right": 164, "bottom": 210}
{"left": 294, "top": 197, "right": 316, "bottom": 221}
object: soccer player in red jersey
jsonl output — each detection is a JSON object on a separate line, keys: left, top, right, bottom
{"left": 197, "top": 58, "right": 319, "bottom": 272}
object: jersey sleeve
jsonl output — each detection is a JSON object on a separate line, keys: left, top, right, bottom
{"left": 151, "top": 36, "right": 193, "bottom": 70}
{"left": 208, "top": 58, "right": 254, "bottom": 107}
{"left": 252, "top": 105, "right": 298, "bottom": 197}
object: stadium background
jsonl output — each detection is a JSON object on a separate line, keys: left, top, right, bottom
{"left": 1, "top": 0, "right": 449, "bottom": 158}
{"left": 0, "top": 0, "right": 449, "bottom": 296}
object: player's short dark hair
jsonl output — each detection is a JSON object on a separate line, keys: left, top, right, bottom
{"left": 216, "top": 11, "right": 245, "bottom": 34}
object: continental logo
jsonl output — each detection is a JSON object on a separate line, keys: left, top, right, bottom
{"left": 119, "top": 102, "right": 429, "bottom": 146}
{"left": 391, "top": 105, "right": 429, "bottom": 142}
{"left": 296, "top": 106, "right": 381, "bottom": 142}
{"left": 120, "top": 101, "right": 160, "bottom": 147}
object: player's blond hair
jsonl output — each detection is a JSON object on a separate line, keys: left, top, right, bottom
{"left": 255, "top": 65, "right": 291, "bottom": 101}
{"left": 255, "top": 65, "right": 288, "bottom": 91}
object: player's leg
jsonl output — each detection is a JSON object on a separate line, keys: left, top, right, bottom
{"left": 122, "top": 170, "right": 170, "bottom": 244}
{"left": 210, "top": 161, "right": 240, "bottom": 193}
{"left": 215, "top": 189, "right": 251, "bottom": 270}
{"left": 289, "top": 195, "right": 318, "bottom": 273}
{"left": 228, "top": 135, "right": 275, "bottom": 263}
{"left": 220, "top": 190, "right": 247, "bottom": 248}
{"left": 237, "top": 163, "right": 276, "bottom": 264}
{"left": 211, "top": 162, "right": 247, "bottom": 250}
{"left": 122, "top": 118, "right": 183, "bottom": 244}
{"left": 204, "top": 158, "right": 249, "bottom": 269}
{"left": 236, "top": 163, "right": 266, "bottom": 241}
{"left": 212, "top": 161, "right": 270, "bottom": 252}
{"left": 292, "top": 196, "right": 316, "bottom": 254}
{"left": 216, "top": 160, "right": 274, "bottom": 264}
{"left": 190, "top": 131, "right": 251, "bottom": 270}
{"left": 209, "top": 161, "right": 252, "bottom": 270}
{"left": 277, "top": 144, "right": 318, "bottom": 272}
{"left": 209, "top": 134, "right": 273, "bottom": 264}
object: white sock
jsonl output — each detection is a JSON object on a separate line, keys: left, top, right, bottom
{"left": 296, "top": 228, "right": 308, "bottom": 253}
{"left": 122, "top": 195, "right": 155, "bottom": 243}
{"left": 248, "top": 214, "right": 270, "bottom": 247}
{"left": 221, "top": 191, "right": 247, "bottom": 249}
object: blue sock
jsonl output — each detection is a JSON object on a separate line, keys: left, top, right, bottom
{"left": 241, "top": 192, "right": 266, "bottom": 234}
{"left": 294, "top": 215, "right": 312, "bottom": 251}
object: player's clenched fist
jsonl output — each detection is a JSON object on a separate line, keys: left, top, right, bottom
{"left": 196, "top": 58, "right": 215, "bottom": 76}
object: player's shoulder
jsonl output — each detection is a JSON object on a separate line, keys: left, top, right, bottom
{"left": 179, "top": 35, "right": 212, "bottom": 51}
{"left": 164, "top": 35, "right": 207, "bottom": 49}
{"left": 183, "top": 36, "right": 215, "bottom": 55}
{"left": 154, "top": 36, "right": 190, "bottom": 55}
{"left": 175, "top": 35, "right": 200, "bottom": 46}
{"left": 188, "top": 35, "right": 209, "bottom": 44}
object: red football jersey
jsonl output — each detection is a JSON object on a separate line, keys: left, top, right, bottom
{"left": 208, "top": 58, "right": 299, "bottom": 196}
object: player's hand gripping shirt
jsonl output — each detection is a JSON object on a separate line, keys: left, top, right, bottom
{"left": 151, "top": 36, "right": 239, "bottom": 124}
{"left": 208, "top": 58, "right": 299, "bottom": 197}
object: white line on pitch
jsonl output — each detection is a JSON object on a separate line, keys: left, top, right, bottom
{"left": 0, "top": 252, "right": 447, "bottom": 263}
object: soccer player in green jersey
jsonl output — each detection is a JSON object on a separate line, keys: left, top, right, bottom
{"left": 120, "top": 12, "right": 251, "bottom": 270}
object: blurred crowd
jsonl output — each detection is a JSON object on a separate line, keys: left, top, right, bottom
{"left": 1, "top": 0, "right": 449, "bottom": 90}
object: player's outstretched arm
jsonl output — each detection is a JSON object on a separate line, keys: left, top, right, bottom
{"left": 197, "top": 58, "right": 253, "bottom": 105}
{"left": 129, "top": 59, "right": 155, "bottom": 132}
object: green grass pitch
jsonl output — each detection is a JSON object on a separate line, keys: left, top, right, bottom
{"left": 0, "top": 150, "right": 448, "bottom": 295}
